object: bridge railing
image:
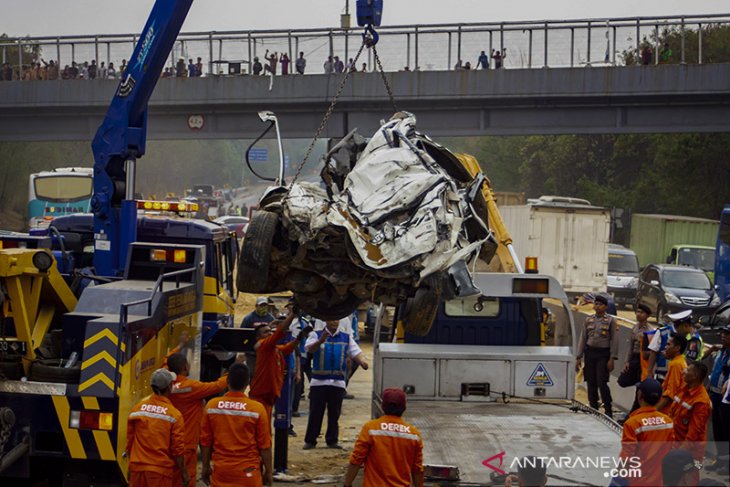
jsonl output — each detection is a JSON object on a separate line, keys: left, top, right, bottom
{"left": 2, "top": 13, "right": 729, "bottom": 79}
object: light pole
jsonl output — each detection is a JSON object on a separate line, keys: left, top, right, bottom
{"left": 341, "top": 0, "right": 351, "bottom": 29}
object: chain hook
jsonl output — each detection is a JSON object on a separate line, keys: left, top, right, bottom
{"left": 363, "top": 24, "right": 379, "bottom": 47}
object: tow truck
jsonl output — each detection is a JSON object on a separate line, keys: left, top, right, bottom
{"left": 0, "top": 0, "right": 390, "bottom": 484}
{"left": 372, "top": 271, "right": 624, "bottom": 486}
{"left": 0, "top": 0, "right": 245, "bottom": 484}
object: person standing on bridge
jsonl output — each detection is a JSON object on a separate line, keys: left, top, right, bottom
{"left": 477, "top": 50, "right": 490, "bottom": 69}
{"left": 491, "top": 48, "right": 506, "bottom": 69}
{"left": 343, "top": 388, "right": 424, "bottom": 487}
{"left": 126, "top": 368, "right": 188, "bottom": 487}
{"left": 264, "top": 50, "right": 278, "bottom": 75}
{"left": 575, "top": 294, "right": 617, "bottom": 418}
{"left": 280, "top": 53, "right": 291, "bottom": 75}
{"left": 295, "top": 52, "right": 307, "bottom": 74}
{"left": 200, "top": 363, "right": 273, "bottom": 487}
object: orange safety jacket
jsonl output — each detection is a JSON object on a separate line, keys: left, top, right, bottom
{"left": 127, "top": 395, "right": 185, "bottom": 477}
{"left": 249, "top": 327, "right": 296, "bottom": 405}
{"left": 659, "top": 354, "right": 687, "bottom": 414}
{"left": 670, "top": 384, "right": 712, "bottom": 461}
{"left": 349, "top": 415, "right": 424, "bottom": 487}
{"left": 169, "top": 374, "right": 228, "bottom": 450}
{"left": 200, "top": 391, "right": 271, "bottom": 472}
{"left": 619, "top": 406, "right": 675, "bottom": 487}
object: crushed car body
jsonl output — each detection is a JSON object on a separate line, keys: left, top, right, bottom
{"left": 238, "top": 112, "right": 497, "bottom": 334}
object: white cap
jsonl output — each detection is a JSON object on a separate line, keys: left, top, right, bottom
{"left": 150, "top": 368, "right": 176, "bottom": 390}
{"left": 255, "top": 297, "right": 269, "bottom": 306}
{"left": 667, "top": 309, "right": 693, "bottom": 323}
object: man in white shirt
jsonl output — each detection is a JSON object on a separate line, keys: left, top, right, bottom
{"left": 303, "top": 319, "right": 368, "bottom": 449}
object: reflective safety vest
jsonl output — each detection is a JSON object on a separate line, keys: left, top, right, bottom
{"left": 653, "top": 325, "right": 703, "bottom": 377}
{"left": 311, "top": 330, "right": 349, "bottom": 381}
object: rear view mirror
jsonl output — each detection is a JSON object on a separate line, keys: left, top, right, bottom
{"left": 650, "top": 280, "right": 660, "bottom": 286}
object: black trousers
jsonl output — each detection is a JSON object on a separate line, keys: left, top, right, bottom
{"left": 584, "top": 347, "right": 613, "bottom": 414}
{"left": 292, "top": 357, "right": 311, "bottom": 413}
{"left": 304, "top": 385, "right": 346, "bottom": 446}
{"left": 711, "top": 392, "right": 730, "bottom": 459}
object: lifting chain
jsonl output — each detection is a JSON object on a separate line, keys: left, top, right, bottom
{"left": 372, "top": 44, "right": 399, "bottom": 114}
{"left": 0, "top": 407, "right": 15, "bottom": 455}
{"left": 288, "top": 35, "right": 399, "bottom": 188}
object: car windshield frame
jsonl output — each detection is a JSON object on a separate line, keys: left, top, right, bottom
{"left": 608, "top": 253, "right": 639, "bottom": 274}
{"left": 662, "top": 269, "right": 711, "bottom": 290}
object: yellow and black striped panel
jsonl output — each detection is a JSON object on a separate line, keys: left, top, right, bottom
{"left": 50, "top": 396, "right": 118, "bottom": 462}
{"left": 78, "top": 323, "right": 125, "bottom": 397}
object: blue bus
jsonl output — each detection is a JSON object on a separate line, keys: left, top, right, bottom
{"left": 28, "top": 167, "right": 93, "bottom": 228}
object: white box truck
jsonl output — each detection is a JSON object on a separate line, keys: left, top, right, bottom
{"left": 500, "top": 196, "right": 611, "bottom": 296}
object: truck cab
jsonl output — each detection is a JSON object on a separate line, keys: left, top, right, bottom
{"left": 667, "top": 244, "right": 715, "bottom": 283}
{"left": 373, "top": 273, "right": 621, "bottom": 485}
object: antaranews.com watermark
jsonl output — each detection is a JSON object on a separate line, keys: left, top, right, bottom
{"left": 483, "top": 452, "right": 643, "bottom": 479}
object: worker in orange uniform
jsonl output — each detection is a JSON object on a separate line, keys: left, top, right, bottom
{"left": 201, "top": 363, "right": 273, "bottom": 486}
{"left": 655, "top": 333, "right": 688, "bottom": 413}
{"left": 343, "top": 388, "right": 424, "bottom": 487}
{"left": 618, "top": 378, "right": 674, "bottom": 487}
{"left": 166, "top": 352, "right": 229, "bottom": 486}
{"left": 249, "top": 309, "right": 310, "bottom": 424}
{"left": 669, "top": 361, "right": 712, "bottom": 486}
{"left": 126, "top": 368, "right": 188, "bottom": 487}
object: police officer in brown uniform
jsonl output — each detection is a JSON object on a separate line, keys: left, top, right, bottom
{"left": 575, "top": 294, "right": 617, "bottom": 418}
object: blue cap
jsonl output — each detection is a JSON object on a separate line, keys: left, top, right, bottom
{"left": 636, "top": 378, "right": 662, "bottom": 401}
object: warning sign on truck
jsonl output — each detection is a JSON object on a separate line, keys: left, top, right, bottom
{"left": 526, "top": 363, "right": 554, "bottom": 387}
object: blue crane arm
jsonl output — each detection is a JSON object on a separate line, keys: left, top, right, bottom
{"left": 91, "top": 0, "right": 194, "bottom": 276}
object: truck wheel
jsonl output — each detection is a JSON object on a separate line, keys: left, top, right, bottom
{"left": 402, "top": 276, "right": 443, "bottom": 336}
{"left": 0, "top": 360, "right": 24, "bottom": 380}
{"left": 29, "top": 358, "right": 81, "bottom": 384}
{"left": 295, "top": 289, "right": 360, "bottom": 321}
{"left": 236, "top": 210, "right": 279, "bottom": 293}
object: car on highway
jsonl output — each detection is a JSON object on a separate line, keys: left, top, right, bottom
{"left": 237, "top": 112, "right": 495, "bottom": 334}
{"left": 214, "top": 215, "right": 248, "bottom": 239}
{"left": 607, "top": 244, "right": 640, "bottom": 308}
{"left": 635, "top": 263, "right": 721, "bottom": 320}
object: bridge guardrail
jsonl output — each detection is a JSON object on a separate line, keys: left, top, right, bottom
{"left": 1, "top": 14, "right": 730, "bottom": 79}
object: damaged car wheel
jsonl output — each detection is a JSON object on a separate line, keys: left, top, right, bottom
{"left": 401, "top": 276, "right": 443, "bottom": 336}
{"left": 237, "top": 210, "right": 279, "bottom": 293}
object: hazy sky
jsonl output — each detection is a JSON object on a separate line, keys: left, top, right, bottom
{"left": 1, "top": 0, "right": 729, "bottom": 37}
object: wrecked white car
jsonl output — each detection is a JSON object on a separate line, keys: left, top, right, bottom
{"left": 237, "top": 113, "right": 496, "bottom": 335}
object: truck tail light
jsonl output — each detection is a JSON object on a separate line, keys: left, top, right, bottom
{"left": 150, "top": 249, "right": 189, "bottom": 263}
{"left": 70, "top": 410, "right": 114, "bottom": 431}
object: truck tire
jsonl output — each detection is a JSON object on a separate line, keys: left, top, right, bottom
{"left": 402, "top": 276, "right": 443, "bottom": 336}
{"left": 237, "top": 210, "right": 279, "bottom": 293}
{"left": 0, "top": 360, "right": 24, "bottom": 380}
{"left": 29, "top": 358, "right": 81, "bottom": 384}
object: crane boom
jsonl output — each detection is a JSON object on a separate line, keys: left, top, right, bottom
{"left": 90, "top": 0, "right": 194, "bottom": 276}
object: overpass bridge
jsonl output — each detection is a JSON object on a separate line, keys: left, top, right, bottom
{"left": 1, "top": 14, "right": 730, "bottom": 141}
{"left": 1, "top": 64, "right": 729, "bottom": 141}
